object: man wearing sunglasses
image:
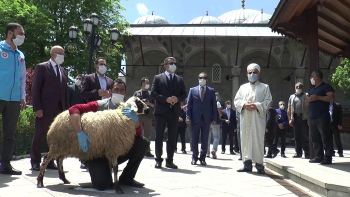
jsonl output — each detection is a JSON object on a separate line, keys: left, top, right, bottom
{"left": 234, "top": 63, "right": 272, "bottom": 174}
{"left": 186, "top": 72, "right": 217, "bottom": 166}
{"left": 151, "top": 57, "right": 187, "bottom": 169}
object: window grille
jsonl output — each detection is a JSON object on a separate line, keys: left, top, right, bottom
{"left": 159, "top": 66, "right": 165, "bottom": 74}
{"left": 212, "top": 64, "right": 221, "bottom": 83}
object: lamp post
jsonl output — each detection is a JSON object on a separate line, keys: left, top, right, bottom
{"left": 66, "top": 13, "right": 120, "bottom": 74}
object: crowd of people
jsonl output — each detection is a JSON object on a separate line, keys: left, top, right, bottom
{"left": 0, "top": 22, "right": 345, "bottom": 191}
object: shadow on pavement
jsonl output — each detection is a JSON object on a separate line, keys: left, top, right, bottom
{"left": 160, "top": 168, "right": 200, "bottom": 174}
{"left": 324, "top": 161, "right": 350, "bottom": 172}
{"left": 0, "top": 175, "right": 20, "bottom": 188}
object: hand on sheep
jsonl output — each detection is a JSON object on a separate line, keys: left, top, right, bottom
{"left": 122, "top": 106, "right": 139, "bottom": 122}
{"left": 77, "top": 131, "right": 92, "bottom": 153}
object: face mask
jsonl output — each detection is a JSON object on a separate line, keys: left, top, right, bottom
{"left": 296, "top": 89, "right": 302, "bottom": 94}
{"left": 98, "top": 65, "right": 107, "bottom": 74}
{"left": 12, "top": 35, "right": 25, "bottom": 46}
{"left": 310, "top": 78, "right": 315, "bottom": 85}
{"left": 111, "top": 93, "right": 124, "bottom": 104}
{"left": 280, "top": 105, "right": 285, "bottom": 110}
{"left": 227, "top": 105, "right": 231, "bottom": 108}
{"left": 75, "top": 79, "right": 81, "bottom": 86}
{"left": 169, "top": 64, "right": 176, "bottom": 72}
{"left": 248, "top": 73, "right": 258, "bottom": 83}
{"left": 199, "top": 79, "right": 206, "bottom": 86}
{"left": 145, "top": 84, "right": 150, "bottom": 89}
{"left": 55, "top": 54, "right": 64, "bottom": 65}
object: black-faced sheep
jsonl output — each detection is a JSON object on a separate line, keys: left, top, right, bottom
{"left": 36, "top": 96, "right": 148, "bottom": 194}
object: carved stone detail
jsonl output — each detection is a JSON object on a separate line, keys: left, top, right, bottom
{"left": 231, "top": 66, "right": 241, "bottom": 77}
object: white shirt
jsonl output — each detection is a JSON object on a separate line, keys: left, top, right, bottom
{"left": 49, "top": 59, "right": 61, "bottom": 83}
{"left": 226, "top": 108, "right": 231, "bottom": 119}
{"left": 165, "top": 71, "right": 174, "bottom": 81}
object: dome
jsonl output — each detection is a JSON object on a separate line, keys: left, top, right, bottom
{"left": 243, "top": 13, "right": 272, "bottom": 24}
{"left": 218, "top": 9, "right": 261, "bottom": 24}
{"left": 188, "top": 16, "right": 224, "bottom": 24}
{"left": 133, "top": 14, "right": 170, "bottom": 24}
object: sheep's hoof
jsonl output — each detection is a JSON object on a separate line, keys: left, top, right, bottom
{"left": 63, "top": 179, "right": 70, "bottom": 184}
{"left": 37, "top": 181, "right": 44, "bottom": 188}
{"left": 114, "top": 183, "right": 124, "bottom": 194}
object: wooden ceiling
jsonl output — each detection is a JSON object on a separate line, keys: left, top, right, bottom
{"left": 269, "top": 0, "right": 350, "bottom": 58}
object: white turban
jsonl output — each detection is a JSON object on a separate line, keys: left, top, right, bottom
{"left": 247, "top": 63, "right": 261, "bottom": 72}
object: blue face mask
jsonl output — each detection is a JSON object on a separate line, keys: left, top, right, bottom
{"left": 248, "top": 73, "right": 258, "bottom": 82}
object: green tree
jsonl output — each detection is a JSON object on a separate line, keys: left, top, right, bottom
{"left": 331, "top": 58, "right": 350, "bottom": 100}
{"left": 0, "top": 0, "right": 129, "bottom": 77}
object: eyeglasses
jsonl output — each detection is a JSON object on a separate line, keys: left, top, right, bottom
{"left": 168, "top": 62, "right": 177, "bottom": 65}
{"left": 198, "top": 77, "right": 207, "bottom": 79}
{"left": 279, "top": 104, "right": 285, "bottom": 106}
{"left": 248, "top": 72, "right": 257, "bottom": 74}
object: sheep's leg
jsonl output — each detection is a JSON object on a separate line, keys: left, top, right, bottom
{"left": 57, "top": 156, "right": 70, "bottom": 184}
{"left": 112, "top": 160, "right": 123, "bottom": 194}
{"left": 37, "top": 153, "right": 52, "bottom": 188}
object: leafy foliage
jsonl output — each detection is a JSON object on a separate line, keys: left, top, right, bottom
{"left": 25, "top": 67, "right": 35, "bottom": 105}
{"left": 0, "top": 0, "right": 129, "bottom": 77}
{"left": 331, "top": 58, "right": 350, "bottom": 100}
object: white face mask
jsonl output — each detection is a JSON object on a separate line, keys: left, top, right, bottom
{"left": 227, "top": 105, "right": 231, "bottom": 108}
{"left": 169, "top": 64, "right": 176, "bottom": 72}
{"left": 280, "top": 105, "right": 285, "bottom": 110}
{"left": 310, "top": 78, "right": 315, "bottom": 85}
{"left": 12, "top": 35, "right": 25, "bottom": 46}
{"left": 145, "top": 84, "right": 150, "bottom": 89}
{"left": 296, "top": 89, "right": 302, "bottom": 94}
{"left": 199, "top": 79, "right": 206, "bottom": 86}
{"left": 111, "top": 93, "right": 124, "bottom": 104}
{"left": 75, "top": 79, "right": 81, "bottom": 86}
{"left": 98, "top": 65, "right": 107, "bottom": 74}
{"left": 55, "top": 54, "right": 64, "bottom": 65}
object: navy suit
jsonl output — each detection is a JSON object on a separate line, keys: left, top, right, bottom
{"left": 220, "top": 108, "right": 237, "bottom": 152}
{"left": 151, "top": 72, "right": 186, "bottom": 163}
{"left": 186, "top": 85, "right": 217, "bottom": 162}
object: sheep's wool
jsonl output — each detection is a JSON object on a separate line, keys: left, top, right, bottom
{"left": 47, "top": 109, "right": 135, "bottom": 161}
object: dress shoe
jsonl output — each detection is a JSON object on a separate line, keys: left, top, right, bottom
{"left": 199, "top": 160, "right": 207, "bottom": 166}
{"left": 206, "top": 155, "right": 210, "bottom": 158}
{"left": 237, "top": 168, "right": 252, "bottom": 172}
{"left": 31, "top": 163, "right": 40, "bottom": 171}
{"left": 181, "top": 150, "right": 187, "bottom": 154}
{"left": 264, "top": 154, "right": 272, "bottom": 158}
{"left": 238, "top": 157, "right": 242, "bottom": 161}
{"left": 145, "top": 152, "right": 154, "bottom": 157}
{"left": 191, "top": 159, "right": 197, "bottom": 165}
{"left": 47, "top": 162, "right": 58, "bottom": 170}
{"left": 339, "top": 153, "right": 344, "bottom": 157}
{"left": 272, "top": 149, "right": 280, "bottom": 158}
{"left": 119, "top": 176, "right": 144, "bottom": 188}
{"left": 309, "top": 158, "right": 322, "bottom": 163}
{"left": 230, "top": 151, "right": 236, "bottom": 155}
{"left": 80, "top": 163, "right": 87, "bottom": 169}
{"left": 305, "top": 155, "right": 310, "bottom": 159}
{"left": 281, "top": 153, "right": 287, "bottom": 158}
{"left": 0, "top": 165, "right": 22, "bottom": 175}
{"left": 320, "top": 160, "right": 332, "bottom": 165}
{"left": 211, "top": 150, "right": 217, "bottom": 159}
{"left": 292, "top": 153, "right": 302, "bottom": 158}
{"left": 257, "top": 169, "right": 265, "bottom": 174}
{"left": 166, "top": 162, "right": 178, "bottom": 169}
{"left": 155, "top": 161, "right": 162, "bottom": 169}
{"left": 221, "top": 151, "right": 225, "bottom": 154}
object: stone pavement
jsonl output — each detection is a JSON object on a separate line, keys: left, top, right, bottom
{"left": 0, "top": 142, "right": 319, "bottom": 197}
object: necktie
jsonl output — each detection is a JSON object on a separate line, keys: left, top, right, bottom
{"left": 169, "top": 74, "right": 173, "bottom": 81}
{"left": 201, "top": 86, "right": 205, "bottom": 101}
{"left": 55, "top": 65, "right": 61, "bottom": 86}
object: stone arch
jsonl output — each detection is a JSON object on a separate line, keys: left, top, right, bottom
{"left": 133, "top": 48, "right": 168, "bottom": 65}
{"left": 184, "top": 48, "right": 227, "bottom": 66}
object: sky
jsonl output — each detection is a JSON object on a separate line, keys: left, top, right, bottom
{"left": 120, "top": 0, "right": 281, "bottom": 24}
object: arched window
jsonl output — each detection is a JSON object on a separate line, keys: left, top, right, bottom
{"left": 159, "top": 66, "right": 165, "bottom": 74}
{"left": 212, "top": 63, "right": 221, "bottom": 83}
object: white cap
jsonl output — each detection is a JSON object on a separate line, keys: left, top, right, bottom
{"left": 247, "top": 63, "right": 261, "bottom": 72}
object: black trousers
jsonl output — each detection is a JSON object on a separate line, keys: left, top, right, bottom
{"left": 293, "top": 114, "right": 309, "bottom": 156}
{"left": 233, "top": 131, "right": 239, "bottom": 152}
{"left": 221, "top": 128, "right": 234, "bottom": 152}
{"left": 330, "top": 123, "right": 343, "bottom": 154}
{"left": 273, "top": 128, "right": 286, "bottom": 153}
{"left": 154, "top": 109, "right": 178, "bottom": 163}
{"left": 85, "top": 136, "right": 149, "bottom": 190}
{"left": 176, "top": 127, "right": 186, "bottom": 151}
{"left": 309, "top": 115, "right": 332, "bottom": 162}
{"left": 0, "top": 100, "right": 20, "bottom": 168}
{"left": 265, "top": 128, "right": 275, "bottom": 155}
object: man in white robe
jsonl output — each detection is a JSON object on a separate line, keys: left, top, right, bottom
{"left": 234, "top": 63, "right": 272, "bottom": 174}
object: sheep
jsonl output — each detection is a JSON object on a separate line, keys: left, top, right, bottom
{"left": 36, "top": 96, "right": 148, "bottom": 194}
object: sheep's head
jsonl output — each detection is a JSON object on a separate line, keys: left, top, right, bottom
{"left": 119, "top": 96, "right": 149, "bottom": 115}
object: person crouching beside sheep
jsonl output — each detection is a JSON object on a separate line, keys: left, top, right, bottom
{"left": 70, "top": 79, "right": 149, "bottom": 190}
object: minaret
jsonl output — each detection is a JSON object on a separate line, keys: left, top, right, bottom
{"left": 242, "top": 0, "right": 245, "bottom": 9}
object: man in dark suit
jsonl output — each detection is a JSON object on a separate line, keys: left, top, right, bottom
{"left": 265, "top": 104, "right": 278, "bottom": 158}
{"left": 30, "top": 45, "right": 69, "bottom": 171}
{"left": 68, "top": 74, "right": 86, "bottom": 106}
{"left": 220, "top": 100, "right": 237, "bottom": 155}
{"left": 329, "top": 101, "right": 344, "bottom": 157}
{"left": 151, "top": 57, "right": 186, "bottom": 169}
{"left": 81, "top": 57, "right": 114, "bottom": 102}
{"left": 186, "top": 72, "right": 217, "bottom": 166}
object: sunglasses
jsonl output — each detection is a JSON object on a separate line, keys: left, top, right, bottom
{"left": 248, "top": 71, "right": 257, "bottom": 74}
{"left": 198, "top": 77, "right": 208, "bottom": 79}
{"left": 168, "top": 62, "right": 177, "bottom": 65}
